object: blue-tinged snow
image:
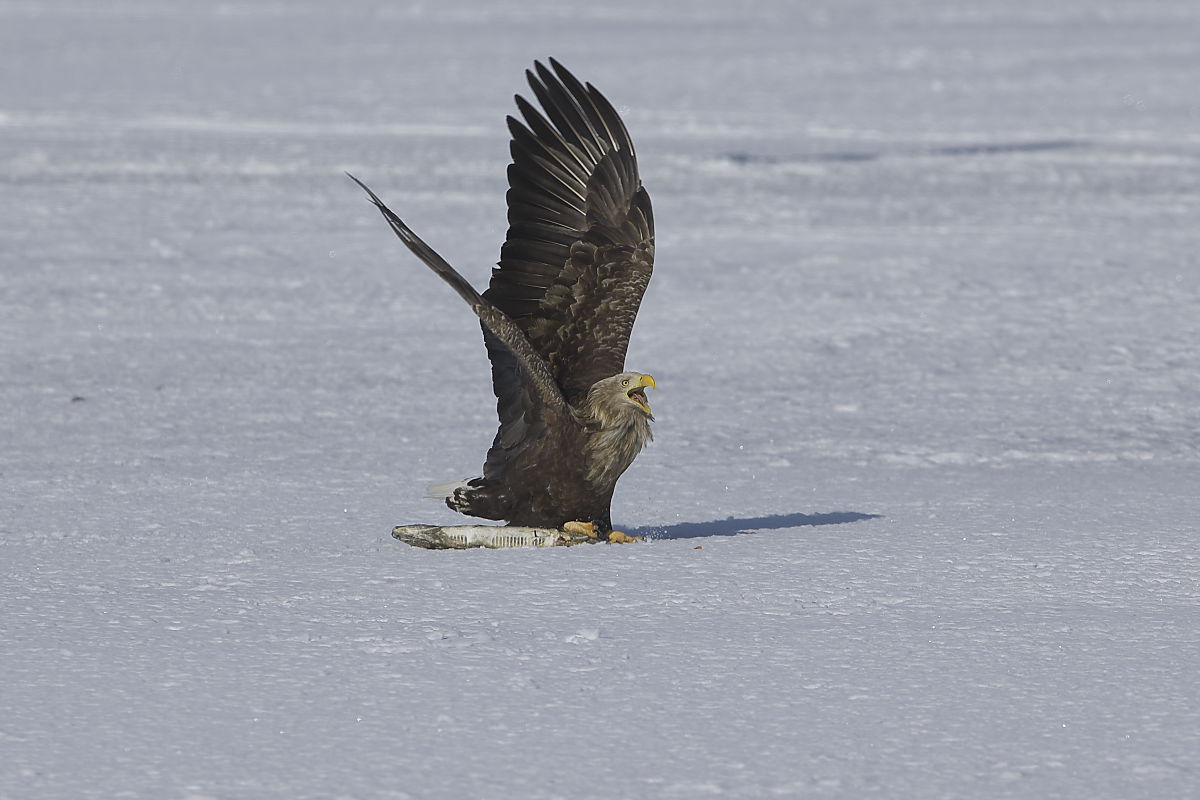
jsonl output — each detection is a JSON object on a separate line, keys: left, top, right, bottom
{"left": 3, "top": 1, "right": 1199, "bottom": 798}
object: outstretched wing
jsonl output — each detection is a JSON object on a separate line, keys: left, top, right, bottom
{"left": 483, "top": 58, "right": 654, "bottom": 405}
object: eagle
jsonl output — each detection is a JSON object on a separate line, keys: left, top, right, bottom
{"left": 351, "top": 59, "right": 655, "bottom": 543}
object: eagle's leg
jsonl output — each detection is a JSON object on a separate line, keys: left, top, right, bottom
{"left": 561, "top": 520, "right": 642, "bottom": 544}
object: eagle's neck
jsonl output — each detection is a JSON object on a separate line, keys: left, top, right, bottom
{"left": 581, "top": 399, "right": 653, "bottom": 489}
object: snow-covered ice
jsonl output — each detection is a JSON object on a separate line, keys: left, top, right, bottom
{"left": 3, "top": 1, "right": 1199, "bottom": 797}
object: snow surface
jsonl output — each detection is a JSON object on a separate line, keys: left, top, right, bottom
{"left": 3, "top": 1, "right": 1200, "bottom": 797}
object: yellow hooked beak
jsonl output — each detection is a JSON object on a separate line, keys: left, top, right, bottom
{"left": 627, "top": 373, "right": 656, "bottom": 414}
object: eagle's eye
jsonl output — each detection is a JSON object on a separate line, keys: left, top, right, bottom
{"left": 621, "top": 379, "right": 630, "bottom": 386}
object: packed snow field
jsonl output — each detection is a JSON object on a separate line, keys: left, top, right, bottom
{"left": 3, "top": 1, "right": 1199, "bottom": 797}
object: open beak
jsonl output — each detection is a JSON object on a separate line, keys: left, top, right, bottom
{"left": 627, "top": 374, "right": 656, "bottom": 415}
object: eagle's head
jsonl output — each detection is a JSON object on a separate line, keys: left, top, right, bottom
{"left": 583, "top": 372, "right": 656, "bottom": 487}
{"left": 591, "top": 372, "right": 656, "bottom": 419}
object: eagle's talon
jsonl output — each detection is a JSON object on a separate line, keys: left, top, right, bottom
{"left": 561, "top": 521, "right": 640, "bottom": 544}
{"left": 563, "top": 520, "right": 598, "bottom": 539}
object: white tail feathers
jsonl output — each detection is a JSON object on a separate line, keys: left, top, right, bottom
{"left": 426, "top": 479, "right": 470, "bottom": 500}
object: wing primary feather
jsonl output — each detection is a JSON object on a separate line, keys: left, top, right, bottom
{"left": 579, "top": 81, "right": 636, "bottom": 162}
{"left": 519, "top": 76, "right": 595, "bottom": 176}
{"left": 533, "top": 61, "right": 606, "bottom": 160}
{"left": 548, "top": 60, "right": 621, "bottom": 152}
{"left": 510, "top": 100, "right": 590, "bottom": 184}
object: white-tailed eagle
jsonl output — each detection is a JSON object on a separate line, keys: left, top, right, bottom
{"left": 351, "top": 59, "right": 655, "bottom": 543}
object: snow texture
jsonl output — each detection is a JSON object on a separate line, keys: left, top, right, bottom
{"left": 3, "top": 1, "right": 1200, "bottom": 797}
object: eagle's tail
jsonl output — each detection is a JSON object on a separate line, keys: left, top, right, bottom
{"left": 427, "top": 479, "right": 488, "bottom": 518}
{"left": 426, "top": 479, "right": 469, "bottom": 500}
{"left": 441, "top": 480, "right": 510, "bottom": 521}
